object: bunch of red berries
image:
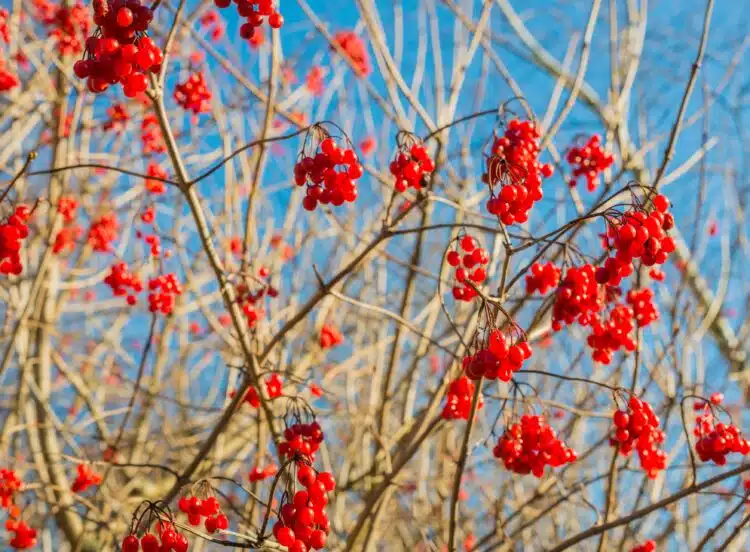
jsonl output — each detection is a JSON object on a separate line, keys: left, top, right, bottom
{"left": 463, "top": 328, "right": 532, "bottom": 382}
{"left": 0, "top": 57, "right": 19, "bottom": 92}
{"left": 610, "top": 397, "right": 667, "bottom": 478}
{"left": 213, "top": 0, "right": 283, "bottom": 40}
{"left": 630, "top": 540, "right": 656, "bottom": 552}
{"left": 178, "top": 494, "right": 229, "bottom": 533}
{"left": 248, "top": 463, "right": 277, "bottom": 482}
{"left": 333, "top": 31, "right": 370, "bottom": 77}
{"left": 73, "top": 0, "right": 162, "bottom": 95}
{"left": 141, "top": 114, "right": 166, "bottom": 154}
{"left": 586, "top": 304, "right": 636, "bottom": 364}
{"left": 0, "top": 469, "right": 22, "bottom": 509}
{"left": 272, "top": 465, "right": 335, "bottom": 551}
{"left": 492, "top": 415, "right": 577, "bottom": 477}
{"left": 278, "top": 422, "right": 325, "bottom": 461}
{"left": 122, "top": 522, "right": 189, "bottom": 552}
{"left": 0, "top": 205, "right": 31, "bottom": 275}
{"left": 525, "top": 262, "right": 561, "bottom": 295}
{"left": 597, "top": 194, "right": 675, "bottom": 286}
{"left": 693, "top": 409, "right": 750, "bottom": 465}
{"left": 71, "top": 463, "right": 102, "bottom": 493}
{"left": 236, "top": 281, "right": 277, "bottom": 329}
{"left": 199, "top": 9, "right": 224, "bottom": 41}
{"left": 174, "top": 72, "right": 212, "bottom": 114}
{"left": 87, "top": 212, "right": 119, "bottom": 252}
{"left": 57, "top": 196, "right": 78, "bottom": 222}
{"left": 389, "top": 141, "right": 435, "bottom": 192}
{"left": 231, "top": 385, "right": 260, "bottom": 408}
{"left": 0, "top": 9, "right": 9, "bottom": 44}
{"left": 483, "top": 119, "right": 553, "bottom": 225}
{"left": 146, "top": 162, "right": 168, "bottom": 194}
{"left": 6, "top": 519, "right": 37, "bottom": 550}
{"left": 626, "top": 288, "right": 659, "bottom": 327}
{"left": 446, "top": 235, "right": 489, "bottom": 301}
{"left": 319, "top": 323, "right": 343, "bottom": 349}
{"left": 104, "top": 262, "right": 143, "bottom": 305}
{"left": 104, "top": 102, "right": 130, "bottom": 132}
{"left": 441, "top": 376, "right": 483, "bottom": 420}
{"left": 551, "top": 264, "right": 605, "bottom": 330}
{"left": 39, "top": 1, "right": 91, "bottom": 55}
{"left": 566, "top": 134, "right": 614, "bottom": 191}
{"left": 295, "top": 136, "right": 363, "bottom": 211}
{"left": 147, "top": 273, "right": 182, "bottom": 314}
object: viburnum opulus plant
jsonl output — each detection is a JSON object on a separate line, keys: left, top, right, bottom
{"left": 3, "top": 1, "right": 750, "bottom": 549}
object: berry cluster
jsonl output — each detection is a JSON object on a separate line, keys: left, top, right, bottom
{"left": 248, "top": 463, "right": 277, "bottom": 482}
{"left": 305, "top": 66, "right": 325, "bottom": 96}
{"left": 0, "top": 205, "right": 31, "bottom": 275}
{"left": 0, "top": 57, "right": 19, "bottom": 92}
{"left": 146, "top": 162, "right": 168, "bottom": 194}
{"left": 199, "top": 9, "right": 224, "bottom": 41}
{"left": 104, "top": 102, "right": 130, "bottom": 132}
{"left": 87, "top": 212, "right": 119, "bottom": 252}
{"left": 73, "top": 1, "right": 162, "bottom": 95}
{"left": 141, "top": 114, "right": 166, "bottom": 154}
{"left": 6, "top": 519, "right": 37, "bottom": 550}
{"left": 463, "top": 329, "right": 532, "bottom": 382}
{"left": 212, "top": 0, "right": 283, "bottom": 41}
{"left": 693, "top": 408, "right": 750, "bottom": 465}
{"left": 610, "top": 397, "right": 667, "bottom": 478}
{"left": 122, "top": 523, "right": 189, "bottom": 552}
{"left": 389, "top": 141, "right": 435, "bottom": 192}
{"left": 273, "top": 465, "right": 335, "bottom": 551}
{"left": 566, "top": 134, "right": 614, "bottom": 191}
{"left": 441, "top": 376, "right": 483, "bottom": 420}
{"left": 53, "top": 196, "right": 82, "bottom": 255}
{"left": 236, "top": 281, "right": 276, "bottom": 329}
{"left": 147, "top": 273, "right": 182, "bottom": 315}
{"left": 0, "top": 8, "right": 9, "bottom": 44}
{"left": 630, "top": 541, "right": 656, "bottom": 552}
{"left": 295, "top": 136, "right": 363, "bottom": 211}
{"left": 71, "top": 463, "right": 102, "bottom": 493}
{"left": 626, "top": 288, "right": 659, "bottom": 327}
{"left": 104, "top": 262, "right": 143, "bottom": 305}
{"left": 483, "top": 119, "right": 553, "bottom": 225}
{"left": 446, "top": 235, "right": 489, "bottom": 301}
{"left": 174, "top": 72, "right": 212, "bottom": 114}
{"left": 525, "top": 262, "right": 561, "bottom": 295}
{"left": 0, "top": 469, "right": 22, "bottom": 509}
{"left": 319, "top": 323, "right": 343, "bottom": 349}
{"left": 333, "top": 31, "right": 370, "bottom": 77}
{"left": 597, "top": 194, "right": 675, "bottom": 286}
{"left": 492, "top": 415, "right": 577, "bottom": 477}
{"left": 551, "top": 264, "right": 604, "bottom": 331}
{"left": 178, "top": 494, "right": 228, "bottom": 533}
{"left": 37, "top": 1, "right": 91, "bottom": 55}
{"left": 278, "top": 422, "right": 324, "bottom": 462}
{"left": 586, "top": 304, "right": 636, "bottom": 364}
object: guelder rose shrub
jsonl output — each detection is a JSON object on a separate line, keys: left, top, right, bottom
{"left": 0, "top": 0, "right": 748, "bottom": 551}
